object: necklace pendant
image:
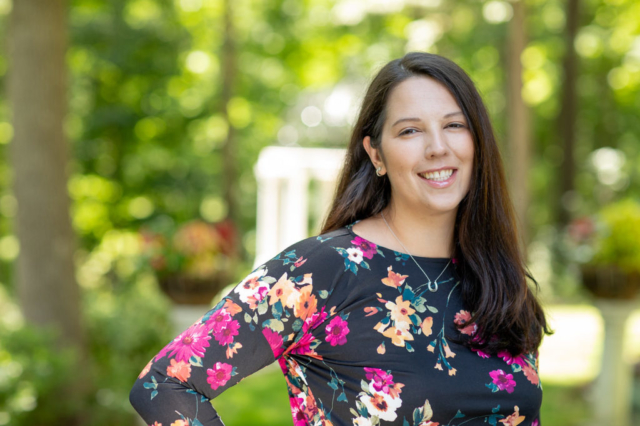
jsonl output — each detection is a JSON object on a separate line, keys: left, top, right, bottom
{"left": 428, "top": 280, "right": 438, "bottom": 292}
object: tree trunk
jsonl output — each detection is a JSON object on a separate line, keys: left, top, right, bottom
{"left": 506, "top": 0, "right": 531, "bottom": 256}
{"left": 556, "top": 0, "right": 580, "bottom": 227}
{"left": 220, "top": 0, "right": 239, "bottom": 234}
{"left": 8, "top": 0, "right": 89, "bottom": 423}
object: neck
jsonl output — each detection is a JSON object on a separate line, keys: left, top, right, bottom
{"left": 380, "top": 200, "right": 456, "bottom": 258}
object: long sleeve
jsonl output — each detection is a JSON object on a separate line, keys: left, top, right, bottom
{"left": 129, "top": 235, "right": 340, "bottom": 426}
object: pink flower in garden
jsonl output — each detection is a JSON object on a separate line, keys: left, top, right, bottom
{"left": 303, "top": 306, "right": 328, "bottom": 333}
{"left": 351, "top": 236, "right": 377, "bottom": 259}
{"left": 497, "top": 350, "right": 526, "bottom": 367}
{"left": 213, "top": 319, "right": 240, "bottom": 346}
{"left": 489, "top": 369, "right": 517, "bottom": 393}
{"left": 325, "top": 316, "right": 350, "bottom": 346}
{"left": 262, "top": 327, "right": 284, "bottom": 359}
{"left": 164, "top": 323, "right": 212, "bottom": 362}
{"left": 364, "top": 367, "right": 395, "bottom": 394}
{"left": 206, "top": 362, "right": 233, "bottom": 390}
{"left": 205, "top": 308, "right": 232, "bottom": 333}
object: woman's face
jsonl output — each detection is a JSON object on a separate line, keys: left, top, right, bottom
{"left": 364, "top": 75, "right": 475, "bottom": 216}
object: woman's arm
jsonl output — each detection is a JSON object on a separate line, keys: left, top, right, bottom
{"left": 129, "top": 235, "right": 338, "bottom": 425}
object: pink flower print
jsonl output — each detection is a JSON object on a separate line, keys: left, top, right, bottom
{"left": 364, "top": 367, "right": 395, "bottom": 394}
{"left": 497, "top": 350, "right": 526, "bottom": 367}
{"left": 205, "top": 309, "right": 231, "bottom": 333}
{"left": 213, "top": 319, "right": 240, "bottom": 346}
{"left": 532, "top": 419, "right": 539, "bottom": 426}
{"left": 234, "top": 268, "right": 271, "bottom": 308}
{"left": 289, "top": 396, "right": 307, "bottom": 426}
{"left": 289, "top": 333, "right": 317, "bottom": 357}
{"left": 472, "top": 347, "right": 491, "bottom": 358}
{"left": 206, "top": 362, "right": 233, "bottom": 390}
{"left": 470, "top": 333, "right": 491, "bottom": 358}
{"left": 262, "top": 327, "right": 284, "bottom": 358}
{"left": 351, "top": 236, "right": 377, "bottom": 259}
{"left": 325, "top": 315, "right": 350, "bottom": 346}
{"left": 302, "top": 306, "right": 328, "bottom": 333}
{"left": 165, "top": 323, "right": 211, "bottom": 362}
{"left": 294, "top": 256, "right": 307, "bottom": 268}
{"left": 490, "top": 369, "right": 517, "bottom": 393}
{"left": 453, "top": 310, "right": 477, "bottom": 336}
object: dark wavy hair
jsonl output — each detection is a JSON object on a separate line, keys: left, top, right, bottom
{"left": 320, "top": 51, "right": 552, "bottom": 356}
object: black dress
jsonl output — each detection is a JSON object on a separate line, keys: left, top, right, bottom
{"left": 130, "top": 221, "right": 543, "bottom": 426}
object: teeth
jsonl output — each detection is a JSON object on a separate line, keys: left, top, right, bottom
{"left": 421, "top": 169, "right": 454, "bottom": 181}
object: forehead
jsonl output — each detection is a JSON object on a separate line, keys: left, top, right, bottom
{"left": 385, "top": 76, "right": 460, "bottom": 122}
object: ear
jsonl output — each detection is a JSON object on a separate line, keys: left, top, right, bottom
{"left": 363, "top": 136, "right": 386, "bottom": 175}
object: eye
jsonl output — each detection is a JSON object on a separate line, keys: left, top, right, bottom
{"left": 399, "top": 128, "right": 418, "bottom": 136}
{"left": 448, "top": 123, "right": 466, "bottom": 129}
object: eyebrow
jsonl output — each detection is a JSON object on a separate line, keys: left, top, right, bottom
{"left": 391, "top": 111, "right": 465, "bottom": 128}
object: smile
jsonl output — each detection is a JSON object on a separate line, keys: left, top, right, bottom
{"left": 417, "top": 169, "right": 457, "bottom": 188}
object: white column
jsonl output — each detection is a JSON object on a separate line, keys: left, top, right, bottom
{"left": 254, "top": 176, "right": 280, "bottom": 268}
{"left": 282, "top": 168, "right": 309, "bottom": 250}
{"left": 592, "top": 298, "right": 638, "bottom": 426}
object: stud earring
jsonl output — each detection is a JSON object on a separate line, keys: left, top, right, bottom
{"left": 375, "top": 166, "right": 383, "bottom": 177}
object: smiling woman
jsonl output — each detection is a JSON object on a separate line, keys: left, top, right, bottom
{"left": 130, "top": 52, "right": 552, "bottom": 426}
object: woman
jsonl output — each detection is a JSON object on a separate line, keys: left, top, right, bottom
{"left": 130, "top": 52, "right": 552, "bottom": 426}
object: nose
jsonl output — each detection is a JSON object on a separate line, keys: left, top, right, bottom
{"left": 423, "top": 129, "right": 448, "bottom": 158}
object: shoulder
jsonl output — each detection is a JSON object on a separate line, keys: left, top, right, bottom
{"left": 270, "top": 227, "right": 354, "bottom": 263}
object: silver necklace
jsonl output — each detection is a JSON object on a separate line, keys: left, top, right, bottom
{"left": 380, "top": 211, "right": 452, "bottom": 292}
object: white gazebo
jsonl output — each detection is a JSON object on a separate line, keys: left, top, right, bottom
{"left": 252, "top": 145, "right": 347, "bottom": 269}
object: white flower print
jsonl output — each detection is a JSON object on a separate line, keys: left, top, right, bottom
{"left": 360, "top": 391, "right": 402, "bottom": 422}
{"left": 347, "top": 247, "right": 364, "bottom": 264}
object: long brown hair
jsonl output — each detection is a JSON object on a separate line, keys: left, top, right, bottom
{"left": 321, "top": 52, "right": 552, "bottom": 356}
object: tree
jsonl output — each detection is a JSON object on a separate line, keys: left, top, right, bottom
{"left": 7, "top": 0, "right": 89, "bottom": 423}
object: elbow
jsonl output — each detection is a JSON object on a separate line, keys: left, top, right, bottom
{"left": 129, "top": 377, "right": 149, "bottom": 419}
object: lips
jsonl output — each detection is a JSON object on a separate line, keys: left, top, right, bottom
{"left": 418, "top": 169, "right": 458, "bottom": 188}
{"left": 418, "top": 166, "right": 458, "bottom": 175}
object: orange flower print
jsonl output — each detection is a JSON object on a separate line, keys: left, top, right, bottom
{"left": 150, "top": 422, "right": 162, "bottom": 426}
{"left": 223, "top": 299, "right": 242, "bottom": 315}
{"left": 381, "top": 265, "right": 408, "bottom": 289}
{"left": 442, "top": 340, "right": 456, "bottom": 359}
{"left": 386, "top": 295, "right": 415, "bottom": 324}
{"left": 453, "top": 310, "right": 477, "bottom": 336}
{"left": 138, "top": 358, "right": 153, "bottom": 379}
{"left": 268, "top": 272, "right": 296, "bottom": 307}
{"left": 170, "top": 421, "right": 188, "bottom": 426}
{"left": 421, "top": 316, "right": 433, "bottom": 336}
{"left": 498, "top": 405, "right": 525, "bottom": 425}
{"left": 522, "top": 363, "right": 539, "bottom": 385}
{"left": 166, "top": 359, "right": 191, "bottom": 382}
{"left": 382, "top": 321, "right": 414, "bottom": 347}
{"left": 294, "top": 286, "right": 318, "bottom": 321}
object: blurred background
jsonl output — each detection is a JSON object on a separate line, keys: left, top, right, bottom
{"left": 0, "top": 0, "right": 639, "bottom": 425}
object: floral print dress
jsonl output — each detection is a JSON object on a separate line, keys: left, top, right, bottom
{"left": 130, "top": 221, "right": 543, "bottom": 426}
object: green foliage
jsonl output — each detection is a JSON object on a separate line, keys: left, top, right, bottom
{"left": 0, "top": 321, "right": 78, "bottom": 425}
{"left": 590, "top": 198, "right": 640, "bottom": 273}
